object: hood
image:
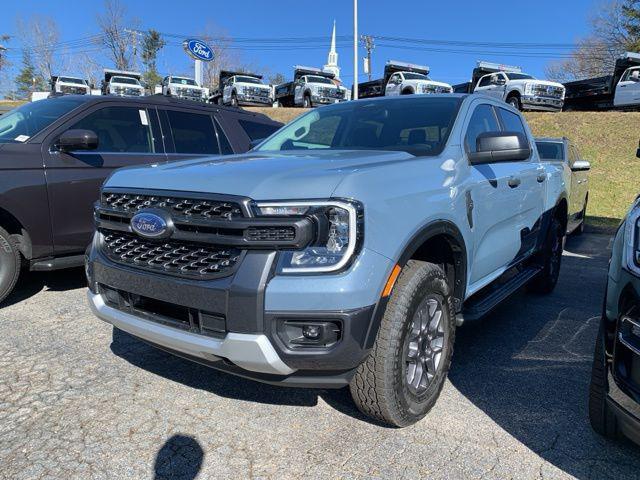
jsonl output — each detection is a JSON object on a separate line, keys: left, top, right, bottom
{"left": 236, "top": 81, "right": 270, "bottom": 89}
{"left": 172, "top": 83, "right": 203, "bottom": 90}
{"left": 111, "top": 81, "right": 144, "bottom": 89}
{"left": 106, "top": 149, "right": 415, "bottom": 200}
{"left": 421, "top": 80, "right": 452, "bottom": 89}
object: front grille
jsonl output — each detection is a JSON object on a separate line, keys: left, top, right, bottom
{"left": 533, "top": 85, "right": 564, "bottom": 99}
{"left": 248, "top": 87, "right": 270, "bottom": 97}
{"left": 246, "top": 226, "right": 296, "bottom": 242}
{"left": 101, "top": 192, "right": 244, "bottom": 220}
{"left": 101, "top": 231, "right": 242, "bottom": 279}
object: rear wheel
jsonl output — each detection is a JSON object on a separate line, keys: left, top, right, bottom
{"left": 589, "top": 325, "right": 617, "bottom": 438}
{"left": 528, "top": 215, "right": 564, "bottom": 294}
{"left": 349, "top": 261, "right": 455, "bottom": 427}
{"left": 0, "top": 226, "right": 22, "bottom": 304}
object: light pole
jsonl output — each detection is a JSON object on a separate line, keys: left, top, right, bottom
{"left": 353, "top": 0, "right": 358, "bottom": 100}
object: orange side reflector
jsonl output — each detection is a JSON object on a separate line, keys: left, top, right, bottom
{"left": 382, "top": 265, "right": 402, "bottom": 298}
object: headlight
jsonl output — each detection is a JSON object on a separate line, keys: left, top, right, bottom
{"left": 624, "top": 200, "right": 640, "bottom": 275}
{"left": 254, "top": 199, "right": 363, "bottom": 274}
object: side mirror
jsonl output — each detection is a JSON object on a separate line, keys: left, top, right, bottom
{"left": 57, "top": 129, "right": 98, "bottom": 152}
{"left": 468, "top": 132, "right": 531, "bottom": 164}
{"left": 496, "top": 77, "right": 507, "bottom": 86}
{"left": 571, "top": 160, "right": 591, "bottom": 171}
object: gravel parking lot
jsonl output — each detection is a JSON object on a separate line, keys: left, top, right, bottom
{"left": 1, "top": 232, "right": 639, "bottom": 480}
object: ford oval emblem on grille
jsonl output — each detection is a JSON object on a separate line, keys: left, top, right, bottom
{"left": 131, "top": 212, "right": 169, "bottom": 238}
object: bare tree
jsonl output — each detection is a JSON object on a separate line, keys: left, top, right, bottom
{"left": 0, "top": 35, "right": 10, "bottom": 76}
{"left": 546, "top": 1, "right": 640, "bottom": 81}
{"left": 17, "top": 16, "right": 61, "bottom": 81}
{"left": 97, "top": 0, "right": 135, "bottom": 70}
{"left": 198, "top": 25, "right": 241, "bottom": 89}
{"left": 69, "top": 52, "right": 102, "bottom": 88}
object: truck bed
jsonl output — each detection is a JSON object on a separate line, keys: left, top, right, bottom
{"left": 563, "top": 75, "right": 614, "bottom": 111}
{"left": 357, "top": 79, "right": 385, "bottom": 99}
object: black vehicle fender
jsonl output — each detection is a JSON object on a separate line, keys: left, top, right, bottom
{"left": 362, "top": 220, "right": 467, "bottom": 350}
{"left": 0, "top": 205, "right": 32, "bottom": 260}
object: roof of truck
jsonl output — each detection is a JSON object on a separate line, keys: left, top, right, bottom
{"left": 46, "top": 94, "right": 278, "bottom": 120}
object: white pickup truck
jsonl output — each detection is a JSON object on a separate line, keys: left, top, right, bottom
{"left": 51, "top": 76, "right": 91, "bottom": 95}
{"left": 210, "top": 71, "right": 273, "bottom": 107}
{"left": 161, "top": 75, "right": 207, "bottom": 102}
{"left": 454, "top": 61, "right": 565, "bottom": 112}
{"left": 358, "top": 61, "right": 453, "bottom": 98}
{"left": 102, "top": 69, "right": 145, "bottom": 97}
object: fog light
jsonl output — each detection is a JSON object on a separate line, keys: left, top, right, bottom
{"left": 302, "top": 325, "right": 321, "bottom": 339}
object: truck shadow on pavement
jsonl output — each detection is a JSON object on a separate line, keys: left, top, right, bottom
{"left": 110, "top": 233, "right": 640, "bottom": 478}
{"left": 2, "top": 267, "right": 87, "bottom": 308}
{"left": 447, "top": 233, "right": 640, "bottom": 479}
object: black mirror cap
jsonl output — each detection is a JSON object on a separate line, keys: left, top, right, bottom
{"left": 58, "top": 129, "right": 99, "bottom": 152}
{"left": 469, "top": 131, "right": 531, "bottom": 164}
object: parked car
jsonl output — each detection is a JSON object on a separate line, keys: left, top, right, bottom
{"left": 161, "top": 75, "right": 207, "bottom": 102}
{"left": 453, "top": 61, "right": 565, "bottom": 112}
{"left": 564, "top": 52, "right": 640, "bottom": 111}
{"left": 102, "top": 69, "right": 145, "bottom": 97}
{"left": 589, "top": 188, "right": 640, "bottom": 445}
{"left": 358, "top": 60, "right": 453, "bottom": 98}
{"left": 86, "top": 94, "right": 569, "bottom": 427}
{"left": 275, "top": 66, "right": 346, "bottom": 108}
{"left": 210, "top": 71, "right": 273, "bottom": 107}
{"left": 0, "top": 94, "right": 281, "bottom": 304}
{"left": 536, "top": 137, "right": 591, "bottom": 235}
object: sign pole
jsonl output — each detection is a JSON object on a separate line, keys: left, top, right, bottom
{"left": 195, "top": 59, "right": 203, "bottom": 86}
{"left": 353, "top": 0, "right": 358, "bottom": 100}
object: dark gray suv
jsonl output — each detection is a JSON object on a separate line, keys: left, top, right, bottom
{"left": 0, "top": 94, "right": 281, "bottom": 303}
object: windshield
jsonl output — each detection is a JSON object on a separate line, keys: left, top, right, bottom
{"left": 60, "top": 77, "right": 87, "bottom": 85}
{"left": 112, "top": 76, "right": 140, "bottom": 85}
{"left": 256, "top": 97, "right": 462, "bottom": 157}
{"left": 0, "top": 97, "right": 85, "bottom": 143}
{"left": 236, "top": 76, "right": 262, "bottom": 84}
{"left": 535, "top": 141, "right": 564, "bottom": 160}
{"left": 402, "top": 72, "right": 430, "bottom": 80}
{"left": 173, "top": 77, "right": 197, "bottom": 85}
{"left": 505, "top": 73, "right": 535, "bottom": 80}
{"left": 307, "top": 76, "right": 334, "bottom": 85}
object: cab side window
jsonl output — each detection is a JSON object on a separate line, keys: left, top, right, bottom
{"left": 70, "top": 106, "right": 155, "bottom": 153}
{"left": 478, "top": 76, "right": 493, "bottom": 88}
{"left": 166, "top": 110, "right": 219, "bottom": 155}
{"left": 465, "top": 104, "right": 500, "bottom": 153}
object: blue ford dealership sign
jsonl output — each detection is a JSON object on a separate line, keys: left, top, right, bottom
{"left": 183, "top": 39, "right": 214, "bottom": 62}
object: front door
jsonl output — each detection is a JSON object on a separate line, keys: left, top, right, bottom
{"left": 615, "top": 67, "right": 640, "bottom": 107}
{"left": 42, "top": 103, "right": 164, "bottom": 255}
{"left": 385, "top": 74, "right": 402, "bottom": 96}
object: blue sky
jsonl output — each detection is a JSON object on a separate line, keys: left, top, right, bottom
{"left": 0, "top": 0, "right": 600, "bottom": 89}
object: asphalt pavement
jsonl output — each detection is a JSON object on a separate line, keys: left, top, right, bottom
{"left": 1, "top": 233, "right": 639, "bottom": 480}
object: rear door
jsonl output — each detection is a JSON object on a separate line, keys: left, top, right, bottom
{"left": 160, "top": 107, "right": 227, "bottom": 162}
{"left": 42, "top": 103, "right": 165, "bottom": 254}
{"left": 615, "top": 67, "right": 640, "bottom": 107}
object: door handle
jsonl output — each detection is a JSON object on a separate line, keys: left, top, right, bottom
{"left": 508, "top": 177, "right": 521, "bottom": 188}
{"left": 537, "top": 173, "right": 547, "bottom": 183}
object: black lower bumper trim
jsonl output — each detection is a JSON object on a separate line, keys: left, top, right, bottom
{"left": 608, "top": 397, "right": 640, "bottom": 445}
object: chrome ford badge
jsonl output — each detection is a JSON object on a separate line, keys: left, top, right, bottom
{"left": 131, "top": 212, "right": 169, "bottom": 238}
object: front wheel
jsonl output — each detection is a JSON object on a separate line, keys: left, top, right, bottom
{"left": 231, "top": 93, "right": 239, "bottom": 107}
{"left": 507, "top": 95, "right": 521, "bottom": 110}
{"left": 303, "top": 95, "right": 312, "bottom": 108}
{"left": 589, "top": 325, "right": 617, "bottom": 438}
{"left": 350, "top": 261, "right": 455, "bottom": 427}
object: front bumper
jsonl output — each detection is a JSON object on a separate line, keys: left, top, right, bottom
{"left": 237, "top": 93, "right": 273, "bottom": 106}
{"left": 521, "top": 95, "right": 564, "bottom": 112}
{"left": 311, "top": 95, "right": 345, "bottom": 105}
{"left": 87, "top": 241, "right": 391, "bottom": 387}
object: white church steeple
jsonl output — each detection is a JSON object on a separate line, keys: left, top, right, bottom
{"left": 323, "top": 21, "right": 340, "bottom": 81}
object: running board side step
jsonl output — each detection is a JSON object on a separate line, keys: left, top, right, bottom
{"left": 458, "top": 265, "right": 542, "bottom": 324}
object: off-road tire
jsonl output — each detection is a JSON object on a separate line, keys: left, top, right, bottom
{"left": 303, "top": 94, "right": 312, "bottom": 108}
{"left": 349, "top": 261, "right": 455, "bottom": 427}
{"left": 507, "top": 94, "right": 521, "bottom": 110}
{"left": 528, "top": 215, "right": 564, "bottom": 294}
{"left": 588, "top": 325, "right": 617, "bottom": 438}
{"left": 0, "top": 226, "right": 21, "bottom": 305}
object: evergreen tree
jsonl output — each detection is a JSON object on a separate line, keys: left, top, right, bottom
{"left": 14, "top": 50, "right": 45, "bottom": 99}
{"left": 141, "top": 29, "right": 165, "bottom": 88}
